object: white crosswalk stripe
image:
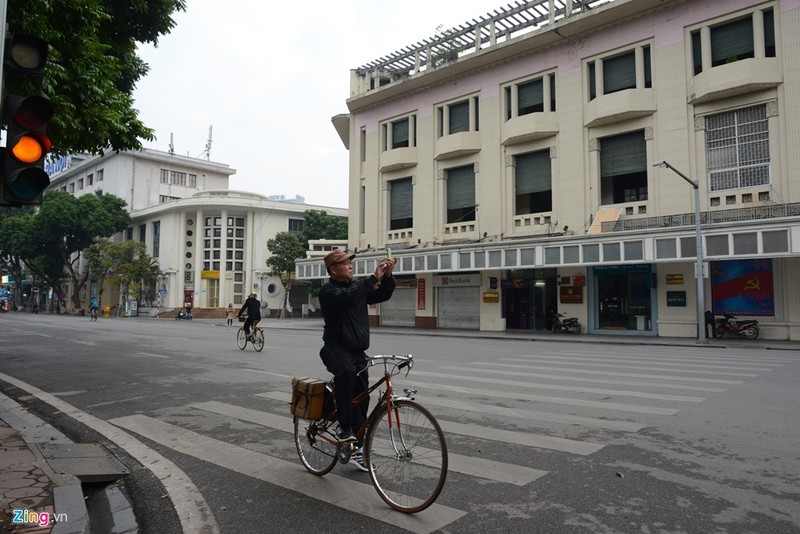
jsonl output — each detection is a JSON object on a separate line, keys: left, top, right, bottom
{"left": 108, "top": 344, "right": 784, "bottom": 531}
{"left": 109, "top": 414, "right": 465, "bottom": 534}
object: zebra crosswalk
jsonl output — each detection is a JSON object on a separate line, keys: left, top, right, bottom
{"left": 108, "top": 344, "right": 792, "bottom": 533}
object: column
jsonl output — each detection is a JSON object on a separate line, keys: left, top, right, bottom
{"left": 511, "top": 84, "right": 519, "bottom": 117}
{"left": 596, "top": 58, "right": 605, "bottom": 96}
{"left": 469, "top": 97, "right": 477, "bottom": 131}
{"left": 635, "top": 46, "right": 645, "bottom": 89}
{"left": 753, "top": 10, "right": 765, "bottom": 59}
{"left": 701, "top": 26, "right": 712, "bottom": 72}
{"left": 543, "top": 74, "right": 551, "bottom": 112}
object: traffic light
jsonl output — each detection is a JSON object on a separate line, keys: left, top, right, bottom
{"left": 4, "top": 33, "right": 48, "bottom": 75}
{"left": 2, "top": 95, "right": 53, "bottom": 205}
{"left": 2, "top": 33, "right": 52, "bottom": 206}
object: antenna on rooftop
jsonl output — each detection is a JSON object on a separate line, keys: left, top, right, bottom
{"left": 169, "top": 133, "right": 175, "bottom": 155}
{"left": 197, "top": 125, "right": 213, "bottom": 160}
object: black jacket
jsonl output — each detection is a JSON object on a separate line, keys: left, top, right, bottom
{"left": 239, "top": 297, "right": 261, "bottom": 320}
{"left": 320, "top": 275, "right": 396, "bottom": 351}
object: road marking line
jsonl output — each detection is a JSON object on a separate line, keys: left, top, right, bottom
{"left": 510, "top": 354, "right": 775, "bottom": 372}
{"left": 195, "top": 400, "right": 549, "bottom": 484}
{"left": 403, "top": 380, "right": 680, "bottom": 415}
{"left": 422, "top": 369, "right": 706, "bottom": 402}
{"left": 463, "top": 364, "right": 727, "bottom": 392}
{"left": 110, "top": 414, "right": 465, "bottom": 534}
{"left": 494, "top": 361, "right": 745, "bottom": 384}
{"left": 499, "top": 358, "right": 758, "bottom": 377}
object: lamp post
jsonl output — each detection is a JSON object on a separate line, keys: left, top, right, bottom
{"left": 653, "top": 161, "right": 707, "bottom": 344}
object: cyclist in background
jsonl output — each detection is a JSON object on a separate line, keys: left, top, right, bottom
{"left": 238, "top": 293, "right": 261, "bottom": 341}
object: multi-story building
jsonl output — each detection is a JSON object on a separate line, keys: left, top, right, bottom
{"left": 47, "top": 150, "right": 346, "bottom": 314}
{"left": 297, "top": 0, "right": 800, "bottom": 340}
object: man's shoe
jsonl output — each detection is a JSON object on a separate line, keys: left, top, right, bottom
{"left": 336, "top": 429, "right": 356, "bottom": 443}
{"left": 349, "top": 452, "right": 372, "bottom": 472}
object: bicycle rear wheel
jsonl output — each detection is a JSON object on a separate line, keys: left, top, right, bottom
{"left": 253, "top": 329, "right": 264, "bottom": 352}
{"left": 364, "top": 400, "right": 447, "bottom": 513}
{"left": 236, "top": 328, "right": 247, "bottom": 350}
{"left": 294, "top": 416, "right": 337, "bottom": 475}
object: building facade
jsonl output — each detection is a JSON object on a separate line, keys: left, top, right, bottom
{"left": 47, "top": 150, "right": 346, "bottom": 315}
{"left": 297, "top": 0, "right": 800, "bottom": 340}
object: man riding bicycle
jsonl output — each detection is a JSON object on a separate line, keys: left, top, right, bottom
{"left": 238, "top": 293, "right": 261, "bottom": 341}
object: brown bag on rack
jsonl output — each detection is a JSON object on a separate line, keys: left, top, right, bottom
{"left": 290, "top": 377, "right": 328, "bottom": 420}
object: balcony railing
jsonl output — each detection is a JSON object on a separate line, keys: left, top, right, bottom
{"left": 601, "top": 202, "right": 800, "bottom": 232}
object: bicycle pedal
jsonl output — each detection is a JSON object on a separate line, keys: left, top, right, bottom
{"left": 404, "top": 388, "right": 417, "bottom": 398}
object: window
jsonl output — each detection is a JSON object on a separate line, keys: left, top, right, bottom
{"left": 68, "top": 182, "right": 74, "bottom": 193}
{"left": 389, "top": 178, "right": 413, "bottom": 230}
{"left": 706, "top": 105, "right": 769, "bottom": 191}
{"left": 96, "top": 169, "right": 103, "bottom": 181}
{"left": 505, "top": 74, "right": 556, "bottom": 120}
{"left": 386, "top": 116, "right": 415, "bottom": 149}
{"left": 170, "top": 171, "right": 187, "bottom": 186}
{"left": 126, "top": 227, "right": 133, "bottom": 241}
{"left": 692, "top": 9, "right": 775, "bottom": 75}
{"left": 588, "top": 45, "right": 651, "bottom": 101}
{"left": 515, "top": 150, "right": 552, "bottom": 214}
{"left": 87, "top": 174, "right": 93, "bottom": 186}
{"left": 160, "top": 169, "right": 169, "bottom": 183}
{"left": 437, "top": 96, "right": 479, "bottom": 137}
{"left": 288, "top": 219, "right": 304, "bottom": 234}
{"left": 188, "top": 174, "right": 197, "bottom": 188}
{"left": 77, "top": 178, "right": 84, "bottom": 189}
{"left": 139, "top": 224, "right": 146, "bottom": 243}
{"left": 152, "top": 221, "right": 160, "bottom": 258}
{"left": 600, "top": 130, "right": 648, "bottom": 205}
{"left": 446, "top": 165, "right": 475, "bottom": 223}
{"left": 159, "top": 195, "right": 180, "bottom": 203}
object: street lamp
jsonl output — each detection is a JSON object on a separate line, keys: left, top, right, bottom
{"left": 652, "top": 160, "right": 707, "bottom": 344}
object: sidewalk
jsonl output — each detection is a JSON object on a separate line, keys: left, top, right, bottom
{"left": 0, "top": 393, "right": 135, "bottom": 534}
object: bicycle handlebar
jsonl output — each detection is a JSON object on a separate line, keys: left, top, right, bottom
{"left": 363, "top": 354, "right": 414, "bottom": 376}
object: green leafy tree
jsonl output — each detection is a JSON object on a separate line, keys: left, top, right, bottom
{"left": 106, "top": 241, "right": 160, "bottom": 309}
{"left": 302, "top": 209, "right": 348, "bottom": 297}
{"left": 23, "top": 191, "right": 130, "bottom": 309}
{"left": 266, "top": 232, "right": 306, "bottom": 318}
{"left": 302, "top": 209, "right": 348, "bottom": 244}
{"left": 5, "top": 0, "right": 186, "bottom": 154}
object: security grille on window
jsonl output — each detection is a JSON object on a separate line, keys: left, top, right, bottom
{"left": 446, "top": 165, "right": 476, "bottom": 223}
{"left": 515, "top": 150, "right": 552, "bottom": 215}
{"left": 600, "top": 130, "right": 648, "bottom": 204}
{"left": 706, "top": 105, "right": 770, "bottom": 192}
{"left": 390, "top": 178, "right": 413, "bottom": 230}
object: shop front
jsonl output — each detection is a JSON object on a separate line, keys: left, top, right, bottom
{"left": 502, "top": 269, "right": 558, "bottom": 330}
{"left": 590, "top": 264, "right": 656, "bottom": 335}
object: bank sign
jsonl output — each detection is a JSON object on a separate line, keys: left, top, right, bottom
{"left": 432, "top": 274, "right": 481, "bottom": 287}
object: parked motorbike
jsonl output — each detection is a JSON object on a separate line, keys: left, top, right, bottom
{"left": 552, "top": 311, "right": 582, "bottom": 334}
{"left": 175, "top": 310, "right": 192, "bottom": 321}
{"left": 715, "top": 314, "right": 759, "bottom": 340}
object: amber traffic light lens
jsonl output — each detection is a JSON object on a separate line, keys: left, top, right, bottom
{"left": 11, "top": 135, "right": 45, "bottom": 163}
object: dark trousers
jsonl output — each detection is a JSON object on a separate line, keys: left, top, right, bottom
{"left": 243, "top": 315, "right": 259, "bottom": 336}
{"left": 320, "top": 344, "right": 369, "bottom": 440}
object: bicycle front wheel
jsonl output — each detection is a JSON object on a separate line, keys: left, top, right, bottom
{"left": 236, "top": 328, "right": 247, "bottom": 350}
{"left": 364, "top": 400, "right": 448, "bottom": 513}
{"left": 294, "top": 416, "right": 338, "bottom": 476}
{"left": 253, "top": 330, "right": 264, "bottom": 352}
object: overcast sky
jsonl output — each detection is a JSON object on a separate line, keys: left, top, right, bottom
{"left": 133, "top": 1, "right": 499, "bottom": 209}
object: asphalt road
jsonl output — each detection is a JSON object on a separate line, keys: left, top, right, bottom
{"left": 1, "top": 312, "right": 799, "bottom": 533}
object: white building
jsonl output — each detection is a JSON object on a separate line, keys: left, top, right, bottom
{"left": 297, "top": 0, "right": 800, "bottom": 340}
{"left": 47, "top": 149, "right": 346, "bottom": 314}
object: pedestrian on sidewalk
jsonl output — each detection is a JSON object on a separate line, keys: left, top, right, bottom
{"left": 226, "top": 303, "right": 235, "bottom": 327}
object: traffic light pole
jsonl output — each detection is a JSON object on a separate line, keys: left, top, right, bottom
{"left": 0, "top": 0, "right": 7, "bottom": 99}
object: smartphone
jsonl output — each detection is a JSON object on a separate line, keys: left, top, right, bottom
{"left": 386, "top": 247, "right": 392, "bottom": 260}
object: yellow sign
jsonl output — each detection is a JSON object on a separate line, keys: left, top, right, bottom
{"left": 666, "top": 274, "right": 684, "bottom": 285}
{"left": 201, "top": 270, "right": 220, "bottom": 279}
{"left": 482, "top": 291, "right": 500, "bottom": 303}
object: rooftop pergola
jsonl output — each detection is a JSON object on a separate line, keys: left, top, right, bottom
{"left": 356, "top": 0, "right": 614, "bottom": 77}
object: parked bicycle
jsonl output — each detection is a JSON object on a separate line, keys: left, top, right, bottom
{"left": 236, "top": 321, "right": 264, "bottom": 352}
{"left": 293, "top": 354, "right": 448, "bottom": 513}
